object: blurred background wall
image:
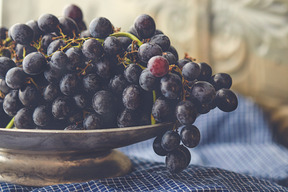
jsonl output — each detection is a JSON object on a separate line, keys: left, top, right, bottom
{"left": 1, "top": 0, "right": 288, "bottom": 144}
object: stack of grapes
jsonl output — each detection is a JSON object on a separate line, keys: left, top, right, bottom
{"left": 0, "top": 5, "right": 238, "bottom": 173}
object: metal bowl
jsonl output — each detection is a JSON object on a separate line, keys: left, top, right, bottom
{"left": 0, "top": 122, "right": 173, "bottom": 186}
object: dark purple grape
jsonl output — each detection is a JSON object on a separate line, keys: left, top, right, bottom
{"left": 215, "top": 88, "right": 238, "bottom": 112}
{"left": 134, "top": 14, "right": 156, "bottom": 39}
{"left": 139, "top": 69, "right": 159, "bottom": 91}
{"left": 38, "top": 13, "right": 60, "bottom": 33}
{"left": 177, "top": 58, "right": 191, "bottom": 69}
{"left": 41, "top": 33, "right": 57, "bottom": 53}
{"left": 152, "top": 97, "right": 175, "bottom": 123}
{"left": 197, "top": 102, "right": 212, "bottom": 114}
{"left": 22, "top": 52, "right": 47, "bottom": 75}
{"left": 138, "top": 42, "right": 162, "bottom": 65}
{"left": 73, "top": 94, "right": 88, "bottom": 109}
{"left": 175, "top": 100, "right": 197, "bottom": 125}
{"left": 65, "top": 47, "right": 85, "bottom": 71}
{"left": 162, "top": 52, "right": 177, "bottom": 65}
{"left": 89, "top": 17, "right": 113, "bottom": 38}
{"left": 0, "top": 57, "right": 16, "bottom": 77}
{"left": 58, "top": 17, "right": 79, "bottom": 38}
{"left": 118, "top": 36, "right": 132, "bottom": 50}
{"left": 124, "top": 64, "right": 142, "bottom": 84}
{"left": 43, "top": 83, "right": 60, "bottom": 102}
{"left": 0, "top": 99, "right": 10, "bottom": 127}
{"left": 160, "top": 73, "right": 182, "bottom": 99}
{"left": 92, "top": 90, "right": 116, "bottom": 116}
{"left": 26, "top": 20, "right": 43, "bottom": 41}
{"left": 147, "top": 56, "right": 169, "bottom": 77}
{"left": 122, "top": 85, "right": 141, "bottom": 110}
{"left": 15, "top": 44, "right": 37, "bottom": 59}
{"left": 82, "top": 73, "right": 102, "bottom": 95}
{"left": 127, "top": 25, "right": 142, "bottom": 40}
{"left": 0, "top": 27, "right": 7, "bottom": 40}
{"left": 14, "top": 108, "right": 34, "bottom": 129}
{"left": 83, "top": 113, "right": 103, "bottom": 130}
{"left": 63, "top": 4, "right": 83, "bottom": 23}
{"left": 190, "top": 81, "right": 216, "bottom": 105}
{"left": 0, "top": 77, "right": 10, "bottom": 94}
{"left": 82, "top": 39, "right": 104, "bottom": 61}
{"left": 198, "top": 62, "right": 212, "bottom": 81}
{"left": 109, "top": 74, "right": 129, "bottom": 96}
{"left": 47, "top": 39, "right": 66, "bottom": 56}
{"left": 52, "top": 96, "right": 74, "bottom": 120}
{"left": 59, "top": 73, "right": 80, "bottom": 96}
{"left": 182, "top": 62, "right": 201, "bottom": 81}
{"left": 50, "top": 51, "right": 69, "bottom": 70}
{"left": 117, "top": 108, "right": 139, "bottom": 128}
{"left": 18, "top": 85, "right": 40, "bottom": 108}
{"left": 77, "top": 20, "right": 87, "bottom": 32}
{"left": 166, "top": 145, "right": 191, "bottom": 173}
{"left": 154, "top": 29, "right": 164, "bottom": 35}
{"left": 33, "top": 105, "right": 52, "bottom": 127}
{"left": 210, "top": 73, "right": 232, "bottom": 91}
{"left": 161, "top": 130, "right": 180, "bottom": 152}
{"left": 180, "top": 125, "right": 200, "bottom": 148}
{"left": 153, "top": 135, "right": 168, "bottom": 156}
{"left": 168, "top": 46, "right": 179, "bottom": 61}
{"left": 10, "top": 23, "right": 34, "bottom": 45}
{"left": 150, "top": 34, "right": 171, "bottom": 51}
{"left": 44, "top": 62, "right": 64, "bottom": 84}
{"left": 3, "top": 90, "right": 22, "bottom": 116}
{"left": 5, "top": 67, "right": 26, "bottom": 89}
{"left": 103, "top": 36, "right": 124, "bottom": 56}
{"left": 94, "top": 56, "right": 114, "bottom": 79}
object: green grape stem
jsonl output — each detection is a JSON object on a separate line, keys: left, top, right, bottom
{"left": 110, "top": 32, "right": 143, "bottom": 47}
{"left": 5, "top": 117, "right": 15, "bottom": 129}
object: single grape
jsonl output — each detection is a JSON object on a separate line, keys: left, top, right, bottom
{"left": 33, "top": 105, "right": 52, "bottom": 127}
{"left": 50, "top": 51, "right": 69, "bottom": 70}
{"left": 177, "top": 58, "right": 191, "bottom": 69}
{"left": 122, "top": 85, "right": 141, "bottom": 110}
{"left": 77, "top": 20, "right": 87, "bottom": 32}
{"left": 147, "top": 56, "right": 169, "bottom": 77}
{"left": 168, "top": 46, "right": 179, "bottom": 61}
{"left": 109, "top": 74, "right": 129, "bottom": 96}
{"left": 38, "top": 13, "right": 60, "bottom": 33}
{"left": 63, "top": 4, "right": 83, "bottom": 23}
{"left": 152, "top": 97, "right": 175, "bottom": 123}
{"left": 22, "top": 52, "right": 47, "bottom": 75}
{"left": 59, "top": 73, "right": 80, "bottom": 96}
{"left": 150, "top": 34, "right": 171, "bottom": 51}
{"left": 175, "top": 100, "right": 198, "bottom": 125}
{"left": 52, "top": 96, "right": 74, "bottom": 120}
{"left": 118, "top": 36, "right": 132, "bottom": 50}
{"left": 83, "top": 113, "right": 103, "bottom": 130}
{"left": 162, "top": 52, "right": 177, "bottom": 65}
{"left": 180, "top": 125, "right": 200, "bottom": 148}
{"left": 92, "top": 90, "right": 116, "bottom": 116}
{"left": 182, "top": 62, "right": 201, "bottom": 81}
{"left": 0, "top": 77, "right": 11, "bottom": 94}
{"left": 82, "top": 73, "right": 102, "bottom": 95}
{"left": 43, "top": 83, "right": 60, "bottom": 102}
{"left": 80, "top": 30, "right": 91, "bottom": 38}
{"left": 160, "top": 73, "right": 182, "bottom": 99}
{"left": 0, "top": 57, "right": 16, "bottom": 77}
{"left": 124, "top": 64, "right": 142, "bottom": 85}
{"left": 14, "top": 108, "right": 34, "bottom": 129}
{"left": 137, "top": 42, "right": 162, "bottom": 65}
{"left": 190, "top": 81, "right": 216, "bottom": 105}
{"left": 58, "top": 17, "right": 79, "bottom": 38}
{"left": 65, "top": 47, "right": 85, "bottom": 71}
{"left": 3, "top": 90, "right": 22, "bottom": 116}
{"left": 153, "top": 135, "right": 168, "bottom": 156}
{"left": 26, "top": 20, "right": 43, "bottom": 41}
{"left": 47, "top": 39, "right": 66, "bottom": 56}
{"left": 210, "top": 73, "right": 232, "bottom": 91}
{"left": 198, "top": 62, "right": 212, "bottom": 81}
{"left": 89, "top": 17, "right": 113, "bottom": 38}
{"left": 139, "top": 69, "right": 159, "bottom": 92}
{"left": 134, "top": 14, "right": 156, "bottom": 39}
{"left": 41, "top": 33, "right": 57, "bottom": 53}
{"left": 5, "top": 67, "right": 27, "bottom": 89}
{"left": 82, "top": 38, "right": 104, "bottom": 61}
{"left": 117, "top": 108, "right": 139, "bottom": 128}
{"left": 73, "top": 94, "right": 88, "bottom": 109}
{"left": 44, "top": 62, "right": 64, "bottom": 84}
{"left": 165, "top": 145, "right": 191, "bottom": 173}
{"left": 103, "top": 36, "right": 124, "bottom": 56}
{"left": 161, "top": 130, "right": 180, "bottom": 152}
{"left": 18, "top": 85, "right": 41, "bottom": 108}
{"left": 10, "top": 23, "right": 34, "bottom": 45}
{"left": 0, "top": 99, "right": 10, "bottom": 127}
{"left": 215, "top": 88, "right": 238, "bottom": 112}
{"left": 94, "top": 57, "right": 114, "bottom": 79}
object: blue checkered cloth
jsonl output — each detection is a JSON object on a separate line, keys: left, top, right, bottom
{"left": 1, "top": 94, "right": 288, "bottom": 191}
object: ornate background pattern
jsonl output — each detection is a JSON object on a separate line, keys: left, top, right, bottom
{"left": 1, "top": 0, "right": 288, "bottom": 144}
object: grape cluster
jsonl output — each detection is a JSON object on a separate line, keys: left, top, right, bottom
{"left": 0, "top": 5, "right": 238, "bottom": 173}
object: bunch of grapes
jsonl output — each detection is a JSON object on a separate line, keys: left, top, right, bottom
{"left": 0, "top": 4, "right": 238, "bottom": 173}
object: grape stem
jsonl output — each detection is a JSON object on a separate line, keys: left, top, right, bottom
{"left": 110, "top": 32, "right": 143, "bottom": 47}
{"left": 5, "top": 117, "right": 15, "bottom": 129}
{"left": 151, "top": 90, "right": 157, "bottom": 125}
